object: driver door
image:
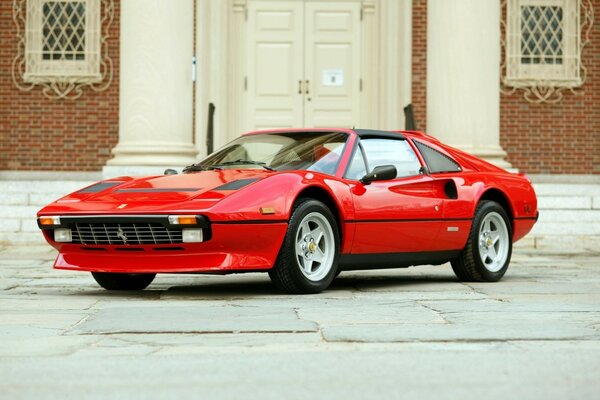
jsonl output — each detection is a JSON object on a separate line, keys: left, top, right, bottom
{"left": 347, "top": 137, "right": 444, "bottom": 254}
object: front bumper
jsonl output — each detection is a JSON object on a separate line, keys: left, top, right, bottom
{"left": 45, "top": 222, "right": 288, "bottom": 274}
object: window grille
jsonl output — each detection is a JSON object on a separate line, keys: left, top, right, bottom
{"left": 12, "top": 0, "right": 114, "bottom": 99}
{"left": 520, "top": 6, "right": 564, "bottom": 65}
{"left": 41, "top": 2, "right": 87, "bottom": 62}
{"left": 501, "top": 0, "right": 593, "bottom": 103}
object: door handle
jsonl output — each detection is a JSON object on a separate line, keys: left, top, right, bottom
{"left": 305, "top": 80, "right": 310, "bottom": 95}
{"left": 298, "top": 80, "right": 302, "bottom": 94}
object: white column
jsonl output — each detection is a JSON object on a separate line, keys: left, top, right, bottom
{"left": 195, "top": 0, "right": 245, "bottom": 159}
{"left": 427, "top": 0, "right": 511, "bottom": 169}
{"left": 104, "top": 0, "right": 197, "bottom": 177}
{"left": 376, "top": 0, "right": 412, "bottom": 131}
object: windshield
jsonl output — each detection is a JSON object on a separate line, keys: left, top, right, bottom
{"left": 186, "top": 131, "right": 348, "bottom": 174}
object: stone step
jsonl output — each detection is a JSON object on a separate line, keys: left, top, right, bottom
{"left": 1, "top": 180, "right": 599, "bottom": 252}
{"left": 0, "top": 232, "right": 45, "bottom": 246}
{"left": 0, "top": 181, "right": 90, "bottom": 202}
{"left": 537, "top": 196, "right": 598, "bottom": 210}
{"left": 0, "top": 219, "right": 21, "bottom": 232}
{"left": 531, "top": 221, "right": 600, "bottom": 236}
{"left": 533, "top": 183, "right": 600, "bottom": 196}
{"left": 3, "top": 182, "right": 597, "bottom": 201}
{"left": 1, "top": 181, "right": 93, "bottom": 193}
{"left": 0, "top": 180, "right": 91, "bottom": 246}
{"left": 0, "top": 193, "right": 29, "bottom": 206}
{"left": 0, "top": 205, "right": 42, "bottom": 219}
{"left": 514, "top": 235, "right": 600, "bottom": 253}
{"left": 536, "top": 210, "right": 600, "bottom": 223}
{"left": 0, "top": 193, "right": 71, "bottom": 210}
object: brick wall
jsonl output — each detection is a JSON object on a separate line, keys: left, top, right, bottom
{"left": 411, "top": 0, "right": 600, "bottom": 174}
{"left": 411, "top": 0, "right": 428, "bottom": 132}
{"left": 499, "top": 0, "right": 600, "bottom": 174}
{"left": 0, "top": 1, "right": 120, "bottom": 171}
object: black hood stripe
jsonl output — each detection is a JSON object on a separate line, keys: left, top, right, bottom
{"left": 214, "top": 178, "right": 259, "bottom": 191}
{"left": 115, "top": 188, "right": 201, "bottom": 193}
{"left": 78, "top": 182, "right": 122, "bottom": 193}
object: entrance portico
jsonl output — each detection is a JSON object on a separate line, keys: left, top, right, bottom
{"left": 104, "top": 0, "right": 511, "bottom": 178}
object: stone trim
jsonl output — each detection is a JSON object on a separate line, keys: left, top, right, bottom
{"left": 11, "top": 0, "right": 114, "bottom": 99}
{"left": 501, "top": 0, "right": 594, "bottom": 103}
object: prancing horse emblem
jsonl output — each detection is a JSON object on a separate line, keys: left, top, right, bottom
{"left": 116, "top": 227, "right": 128, "bottom": 244}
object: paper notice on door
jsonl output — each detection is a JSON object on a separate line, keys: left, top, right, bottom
{"left": 322, "top": 69, "right": 344, "bottom": 86}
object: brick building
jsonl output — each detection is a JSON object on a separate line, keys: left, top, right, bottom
{"left": 1, "top": 0, "right": 598, "bottom": 176}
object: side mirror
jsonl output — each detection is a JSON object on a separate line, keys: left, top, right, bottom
{"left": 164, "top": 168, "right": 178, "bottom": 175}
{"left": 360, "top": 165, "right": 397, "bottom": 185}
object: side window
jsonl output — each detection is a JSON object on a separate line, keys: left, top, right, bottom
{"left": 309, "top": 143, "right": 345, "bottom": 175}
{"left": 361, "top": 138, "right": 421, "bottom": 178}
{"left": 413, "top": 141, "right": 461, "bottom": 173}
{"left": 346, "top": 147, "right": 367, "bottom": 180}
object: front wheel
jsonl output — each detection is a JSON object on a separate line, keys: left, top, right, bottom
{"left": 269, "top": 199, "right": 340, "bottom": 294}
{"left": 451, "top": 200, "right": 512, "bottom": 282}
{"left": 91, "top": 272, "right": 156, "bottom": 291}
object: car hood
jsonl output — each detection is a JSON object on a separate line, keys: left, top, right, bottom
{"left": 90, "top": 170, "right": 271, "bottom": 201}
{"left": 42, "top": 169, "right": 275, "bottom": 214}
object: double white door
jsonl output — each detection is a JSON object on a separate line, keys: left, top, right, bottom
{"left": 245, "top": 1, "right": 361, "bottom": 130}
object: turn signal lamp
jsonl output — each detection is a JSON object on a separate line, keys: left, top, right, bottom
{"left": 39, "top": 216, "right": 61, "bottom": 226}
{"left": 168, "top": 215, "right": 197, "bottom": 225}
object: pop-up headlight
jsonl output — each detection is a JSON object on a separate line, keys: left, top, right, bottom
{"left": 54, "top": 228, "right": 72, "bottom": 243}
{"left": 182, "top": 229, "right": 203, "bottom": 243}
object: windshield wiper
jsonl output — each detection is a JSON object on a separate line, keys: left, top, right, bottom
{"left": 213, "top": 160, "right": 275, "bottom": 171}
{"left": 182, "top": 164, "right": 223, "bottom": 173}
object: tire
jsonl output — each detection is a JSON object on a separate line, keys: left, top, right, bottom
{"left": 91, "top": 272, "right": 156, "bottom": 290}
{"left": 451, "top": 200, "right": 512, "bottom": 282}
{"left": 268, "top": 199, "right": 340, "bottom": 294}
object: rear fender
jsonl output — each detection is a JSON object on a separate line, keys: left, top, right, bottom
{"left": 472, "top": 175, "right": 538, "bottom": 242}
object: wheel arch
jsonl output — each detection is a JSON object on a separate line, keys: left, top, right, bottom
{"left": 478, "top": 188, "right": 514, "bottom": 227}
{"left": 293, "top": 185, "right": 344, "bottom": 243}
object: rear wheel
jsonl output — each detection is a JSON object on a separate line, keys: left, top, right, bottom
{"left": 268, "top": 199, "right": 340, "bottom": 294}
{"left": 451, "top": 200, "right": 512, "bottom": 282}
{"left": 91, "top": 272, "right": 156, "bottom": 291}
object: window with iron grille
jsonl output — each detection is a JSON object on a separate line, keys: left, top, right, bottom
{"left": 23, "top": 0, "right": 101, "bottom": 83}
{"left": 505, "top": 0, "right": 581, "bottom": 88}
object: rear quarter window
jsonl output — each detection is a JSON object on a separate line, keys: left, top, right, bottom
{"left": 413, "top": 140, "right": 461, "bottom": 173}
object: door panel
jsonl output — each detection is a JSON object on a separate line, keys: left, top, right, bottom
{"left": 435, "top": 178, "right": 472, "bottom": 250}
{"left": 304, "top": 2, "right": 361, "bottom": 128}
{"left": 246, "top": 1, "right": 304, "bottom": 130}
{"left": 245, "top": 1, "right": 361, "bottom": 130}
{"left": 350, "top": 176, "right": 445, "bottom": 254}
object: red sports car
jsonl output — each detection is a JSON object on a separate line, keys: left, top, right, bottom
{"left": 37, "top": 129, "right": 538, "bottom": 294}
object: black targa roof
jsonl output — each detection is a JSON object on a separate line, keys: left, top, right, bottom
{"left": 353, "top": 129, "right": 406, "bottom": 140}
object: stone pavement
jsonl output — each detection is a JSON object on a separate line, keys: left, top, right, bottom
{"left": 0, "top": 246, "right": 599, "bottom": 400}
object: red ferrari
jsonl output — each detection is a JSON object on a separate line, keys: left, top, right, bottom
{"left": 37, "top": 129, "right": 538, "bottom": 294}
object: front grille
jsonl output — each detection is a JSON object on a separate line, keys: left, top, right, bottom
{"left": 70, "top": 222, "right": 183, "bottom": 245}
